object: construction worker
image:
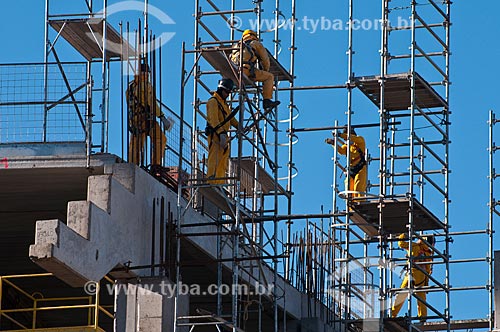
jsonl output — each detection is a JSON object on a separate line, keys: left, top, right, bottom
{"left": 391, "top": 234, "right": 434, "bottom": 321}
{"left": 127, "top": 63, "right": 173, "bottom": 167}
{"left": 230, "top": 29, "right": 280, "bottom": 110}
{"left": 325, "top": 127, "right": 367, "bottom": 198}
{"left": 206, "top": 78, "right": 239, "bottom": 184}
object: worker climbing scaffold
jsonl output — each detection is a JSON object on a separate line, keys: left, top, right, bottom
{"left": 205, "top": 78, "right": 239, "bottom": 184}
{"left": 325, "top": 126, "right": 367, "bottom": 198}
{"left": 127, "top": 62, "right": 173, "bottom": 168}
{"left": 230, "top": 29, "right": 280, "bottom": 110}
{"left": 392, "top": 233, "right": 434, "bottom": 322}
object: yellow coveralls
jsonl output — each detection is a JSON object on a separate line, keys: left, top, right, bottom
{"left": 392, "top": 234, "right": 433, "bottom": 320}
{"left": 127, "top": 74, "right": 166, "bottom": 166}
{"left": 240, "top": 35, "right": 275, "bottom": 100}
{"left": 206, "top": 92, "right": 239, "bottom": 184}
{"left": 338, "top": 133, "right": 367, "bottom": 197}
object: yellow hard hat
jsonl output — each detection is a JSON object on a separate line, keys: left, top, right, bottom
{"left": 242, "top": 29, "right": 257, "bottom": 38}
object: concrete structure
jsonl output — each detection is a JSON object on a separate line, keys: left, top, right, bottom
{"left": 115, "top": 278, "right": 189, "bottom": 332}
{"left": 1, "top": 1, "right": 497, "bottom": 332}
{"left": 29, "top": 162, "right": 170, "bottom": 286}
{"left": 0, "top": 144, "right": 332, "bottom": 330}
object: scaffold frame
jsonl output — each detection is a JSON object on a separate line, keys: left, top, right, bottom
{"left": 3, "top": 0, "right": 497, "bottom": 331}
{"left": 173, "top": 0, "right": 302, "bottom": 331}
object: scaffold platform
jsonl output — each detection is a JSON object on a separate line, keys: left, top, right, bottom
{"left": 49, "top": 19, "right": 135, "bottom": 61}
{"left": 355, "top": 72, "right": 447, "bottom": 111}
{"left": 420, "top": 319, "right": 490, "bottom": 331}
{"left": 200, "top": 47, "right": 293, "bottom": 84}
{"left": 349, "top": 198, "right": 446, "bottom": 236}
{"left": 230, "top": 157, "right": 285, "bottom": 196}
{"left": 198, "top": 185, "right": 251, "bottom": 218}
{"left": 351, "top": 318, "right": 489, "bottom": 332}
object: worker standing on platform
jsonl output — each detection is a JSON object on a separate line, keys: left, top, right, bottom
{"left": 325, "top": 127, "right": 367, "bottom": 198}
{"left": 127, "top": 63, "right": 173, "bottom": 168}
{"left": 230, "top": 29, "right": 280, "bottom": 110}
{"left": 205, "top": 78, "right": 239, "bottom": 184}
{"left": 391, "top": 233, "right": 434, "bottom": 322}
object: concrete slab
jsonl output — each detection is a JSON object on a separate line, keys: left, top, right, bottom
{"left": 12, "top": 154, "right": 332, "bottom": 326}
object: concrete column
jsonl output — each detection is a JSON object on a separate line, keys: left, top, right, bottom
{"left": 114, "top": 277, "right": 189, "bottom": 332}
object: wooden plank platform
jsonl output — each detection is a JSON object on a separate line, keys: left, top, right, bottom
{"left": 198, "top": 186, "right": 235, "bottom": 217}
{"left": 50, "top": 19, "right": 135, "bottom": 61}
{"left": 230, "top": 157, "right": 285, "bottom": 196}
{"left": 198, "top": 185, "right": 251, "bottom": 218}
{"left": 355, "top": 72, "right": 447, "bottom": 111}
{"left": 349, "top": 198, "right": 446, "bottom": 236}
{"left": 266, "top": 49, "right": 294, "bottom": 83}
{"left": 200, "top": 47, "right": 293, "bottom": 83}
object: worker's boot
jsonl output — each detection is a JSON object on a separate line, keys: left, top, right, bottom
{"left": 263, "top": 99, "right": 280, "bottom": 110}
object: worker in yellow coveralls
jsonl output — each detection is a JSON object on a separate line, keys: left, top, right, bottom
{"left": 230, "top": 29, "right": 280, "bottom": 110}
{"left": 127, "top": 63, "right": 173, "bottom": 166}
{"left": 392, "top": 233, "right": 434, "bottom": 321}
{"left": 325, "top": 127, "right": 367, "bottom": 198}
{"left": 206, "top": 78, "right": 239, "bottom": 184}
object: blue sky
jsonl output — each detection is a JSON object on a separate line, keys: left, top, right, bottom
{"left": 1, "top": 0, "right": 498, "bottom": 323}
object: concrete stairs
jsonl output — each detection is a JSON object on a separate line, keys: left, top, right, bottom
{"left": 29, "top": 163, "right": 170, "bottom": 287}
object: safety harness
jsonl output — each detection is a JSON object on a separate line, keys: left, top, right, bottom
{"left": 205, "top": 97, "right": 239, "bottom": 142}
{"left": 402, "top": 245, "right": 433, "bottom": 287}
{"left": 348, "top": 144, "right": 367, "bottom": 178}
{"left": 231, "top": 40, "right": 259, "bottom": 79}
{"left": 127, "top": 79, "right": 154, "bottom": 135}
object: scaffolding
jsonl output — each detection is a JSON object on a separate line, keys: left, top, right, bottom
{"left": 43, "top": 0, "right": 124, "bottom": 165}
{"left": 1, "top": 0, "right": 498, "bottom": 331}
{"left": 326, "top": 2, "right": 492, "bottom": 332}
{"left": 488, "top": 110, "right": 497, "bottom": 331}
{"left": 0, "top": 0, "right": 132, "bottom": 165}
{"left": 174, "top": 0, "right": 301, "bottom": 330}
{"left": 326, "top": 0, "right": 453, "bottom": 331}
{"left": 32, "top": 0, "right": 500, "bottom": 330}
{"left": 169, "top": 0, "right": 497, "bottom": 331}
{"left": 200, "top": 0, "right": 481, "bottom": 331}
{"left": 0, "top": 0, "right": 179, "bottom": 330}
{"left": 42, "top": 0, "right": 186, "bottom": 172}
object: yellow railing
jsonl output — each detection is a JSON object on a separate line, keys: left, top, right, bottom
{"left": 0, "top": 273, "right": 114, "bottom": 331}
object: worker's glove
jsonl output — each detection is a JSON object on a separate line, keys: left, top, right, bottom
{"left": 160, "top": 115, "right": 174, "bottom": 131}
{"left": 325, "top": 138, "right": 334, "bottom": 145}
{"left": 219, "top": 133, "right": 228, "bottom": 149}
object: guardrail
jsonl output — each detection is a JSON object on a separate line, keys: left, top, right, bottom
{"left": 0, "top": 273, "right": 113, "bottom": 331}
